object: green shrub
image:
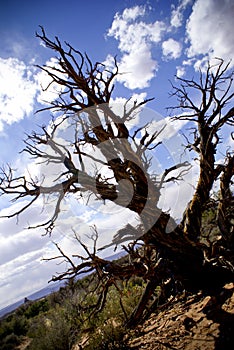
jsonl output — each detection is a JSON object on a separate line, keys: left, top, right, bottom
{"left": 11, "top": 316, "right": 28, "bottom": 336}
{"left": 27, "top": 310, "right": 75, "bottom": 350}
{"left": 0, "top": 333, "right": 21, "bottom": 350}
{"left": 24, "top": 299, "right": 49, "bottom": 319}
{"left": 0, "top": 315, "right": 28, "bottom": 340}
{"left": 80, "top": 279, "right": 145, "bottom": 349}
{"left": 85, "top": 323, "right": 130, "bottom": 350}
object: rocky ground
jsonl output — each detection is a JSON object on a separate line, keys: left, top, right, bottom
{"left": 126, "top": 283, "right": 234, "bottom": 350}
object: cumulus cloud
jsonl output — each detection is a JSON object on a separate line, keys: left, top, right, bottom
{"left": 0, "top": 57, "right": 39, "bottom": 131}
{"left": 107, "top": 6, "right": 166, "bottom": 89}
{"left": 162, "top": 39, "right": 182, "bottom": 60}
{"left": 158, "top": 160, "right": 199, "bottom": 220}
{"left": 176, "top": 65, "right": 186, "bottom": 77}
{"left": 186, "top": 0, "right": 234, "bottom": 66}
{"left": 0, "top": 56, "right": 65, "bottom": 133}
{"left": 35, "top": 57, "right": 66, "bottom": 105}
{"left": 170, "top": 0, "right": 193, "bottom": 28}
{"left": 117, "top": 45, "right": 158, "bottom": 89}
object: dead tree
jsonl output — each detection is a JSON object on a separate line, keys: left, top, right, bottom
{"left": 170, "top": 60, "right": 234, "bottom": 244}
{"left": 0, "top": 28, "right": 233, "bottom": 327}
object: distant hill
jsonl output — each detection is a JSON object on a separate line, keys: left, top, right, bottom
{"left": 0, "top": 281, "right": 62, "bottom": 318}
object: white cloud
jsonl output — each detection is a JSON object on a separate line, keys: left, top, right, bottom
{"left": 0, "top": 57, "right": 39, "bottom": 131}
{"left": 171, "top": 0, "right": 193, "bottom": 28}
{"left": 117, "top": 45, "right": 158, "bottom": 89}
{"left": 110, "top": 92, "right": 147, "bottom": 114}
{"left": 162, "top": 39, "right": 182, "bottom": 60}
{"left": 147, "top": 116, "right": 189, "bottom": 144}
{"left": 176, "top": 65, "right": 186, "bottom": 77}
{"left": 107, "top": 6, "right": 166, "bottom": 89}
{"left": 122, "top": 5, "right": 146, "bottom": 21}
{"left": 35, "top": 57, "right": 66, "bottom": 105}
{"left": 158, "top": 160, "right": 199, "bottom": 221}
{"left": 186, "top": 0, "right": 234, "bottom": 66}
{"left": 175, "top": 58, "right": 195, "bottom": 76}
{"left": 0, "top": 56, "right": 65, "bottom": 133}
{"left": 133, "top": 114, "right": 197, "bottom": 223}
{"left": 0, "top": 199, "right": 83, "bottom": 309}
{"left": 0, "top": 201, "right": 63, "bottom": 309}
{"left": 0, "top": 248, "right": 62, "bottom": 310}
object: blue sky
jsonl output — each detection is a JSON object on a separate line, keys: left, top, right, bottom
{"left": 0, "top": 0, "right": 233, "bottom": 309}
